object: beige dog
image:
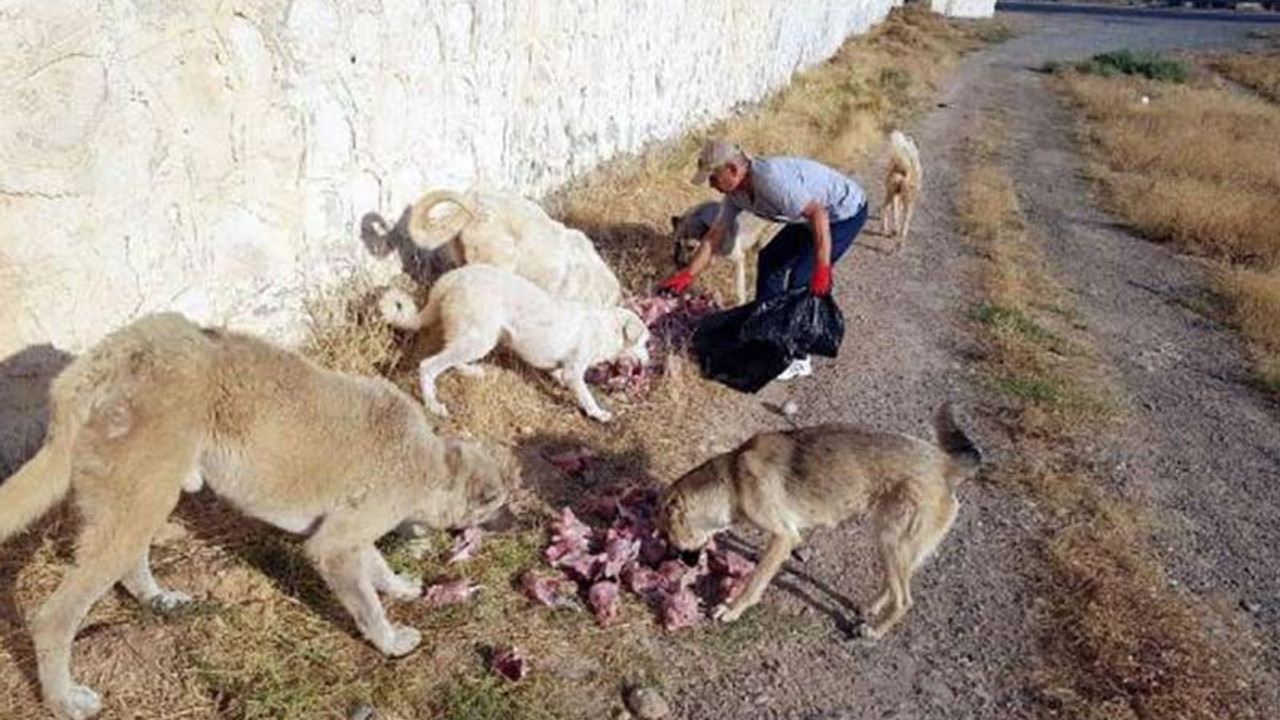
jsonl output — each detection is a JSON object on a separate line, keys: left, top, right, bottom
{"left": 659, "top": 403, "right": 980, "bottom": 638}
{"left": 0, "top": 313, "right": 514, "bottom": 720}
{"left": 380, "top": 264, "right": 650, "bottom": 423}
{"left": 671, "top": 201, "right": 778, "bottom": 304}
{"left": 881, "top": 130, "right": 923, "bottom": 252}
{"left": 406, "top": 188, "right": 622, "bottom": 307}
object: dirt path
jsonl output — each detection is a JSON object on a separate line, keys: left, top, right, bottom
{"left": 665, "top": 12, "right": 1280, "bottom": 719}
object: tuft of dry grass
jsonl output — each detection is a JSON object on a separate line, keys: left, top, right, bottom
{"left": 960, "top": 117, "right": 1262, "bottom": 720}
{"left": 1059, "top": 62, "right": 1280, "bottom": 392}
{"left": 1210, "top": 51, "right": 1280, "bottom": 104}
{"left": 1216, "top": 265, "right": 1280, "bottom": 391}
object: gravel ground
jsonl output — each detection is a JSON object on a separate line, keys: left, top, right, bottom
{"left": 662, "top": 10, "right": 1280, "bottom": 720}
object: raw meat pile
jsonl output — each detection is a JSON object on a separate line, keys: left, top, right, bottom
{"left": 585, "top": 291, "right": 721, "bottom": 399}
{"left": 521, "top": 480, "right": 756, "bottom": 630}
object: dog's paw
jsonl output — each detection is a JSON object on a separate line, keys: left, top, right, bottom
{"left": 385, "top": 574, "right": 423, "bottom": 602}
{"left": 51, "top": 683, "right": 102, "bottom": 720}
{"left": 455, "top": 363, "right": 485, "bottom": 377}
{"left": 150, "top": 590, "right": 193, "bottom": 613}
{"left": 381, "top": 625, "right": 422, "bottom": 657}
{"left": 423, "top": 398, "right": 450, "bottom": 417}
{"left": 712, "top": 603, "right": 744, "bottom": 623}
{"left": 588, "top": 409, "right": 614, "bottom": 423}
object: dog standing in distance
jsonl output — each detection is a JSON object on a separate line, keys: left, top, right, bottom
{"left": 659, "top": 403, "right": 980, "bottom": 638}
{"left": 0, "top": 313, "right": 515, "bottom": 720}
{"left": 671, "top": 201, "right": 777, "bottom": 305}
{"left": 380, "top": 264, "right": 650, "bottom": 423}
{"left": 881, "top": 131, "right": 923, "bottom": 252}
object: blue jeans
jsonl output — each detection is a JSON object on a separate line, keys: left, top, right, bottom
{"left": 755, "top": 202, "right": 867, "bottom": 301}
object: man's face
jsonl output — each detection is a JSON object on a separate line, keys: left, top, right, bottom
{"left": 709, "top": 160, "right": 747, "bottom": 194}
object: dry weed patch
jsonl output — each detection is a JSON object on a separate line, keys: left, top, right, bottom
{"left": 960, "top": 116, "right": 1261, "bottom": 720}
{"left": 1058, "top": 60, "right": 1280, "bottom": 392}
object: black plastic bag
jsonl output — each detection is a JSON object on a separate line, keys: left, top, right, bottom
{"left": 740, "top": 288, "right": 845, "bottom": 359}
{"left": 692, "top": 303, "right": 791, "bottom": 393}
{"left": 692, "top": 289, "right": 845, "bottom": 393}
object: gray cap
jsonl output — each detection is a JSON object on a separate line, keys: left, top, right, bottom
{"left": 691, "top": 139, "right": 747, "bottom": 184}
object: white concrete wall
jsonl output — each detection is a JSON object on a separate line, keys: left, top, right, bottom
{"left": 1, "top": 0, "right": 924, "bottom": 361}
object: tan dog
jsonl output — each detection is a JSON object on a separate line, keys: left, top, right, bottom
{"left": 881, "top": 130, "right": 923, "bottom": 252}
{"left": 671, "top": 201, "right": 778, "bottom": 304}
{"left": 380, "top": 264, "right": 650, "bottom": 423}
{"left": 0, "top": 313, "right": 514, "bottom": 720}
{"left": 405, "top": 188, "right": 622, "bottom": 307}
{"left": 659, "top": 403, "right": 980, "bottom": 638}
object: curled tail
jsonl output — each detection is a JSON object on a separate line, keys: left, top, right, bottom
{"left": 934, "top": 402, "right": 981, "bottom": 484}
{"left": 377, "top": 287, "right": 439, "bottom": 332}
{"left": 406, "top": 190, "right": 477, "bottom": 248}
{"left": 0, "top": 433, "right": 72, "bottom": 543}
{"left": 889, "top": 131, "right": 923, "bottom": 186}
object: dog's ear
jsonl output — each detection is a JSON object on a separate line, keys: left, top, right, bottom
{"left": 623, "top": 314, "right": 647, "bottom": 344}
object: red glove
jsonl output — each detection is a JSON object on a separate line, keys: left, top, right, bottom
{"left": 659, "top": 270, "right": 694, "bottom": 295}
{"left": 810, "top": 264, "right": 832, "bottom": 296}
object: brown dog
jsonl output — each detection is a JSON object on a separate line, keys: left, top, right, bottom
{"left": 659, "top": 404, "right": 980, "bottom": 638}
{"left": 0, "top": 313, "right": 515, "bottom": 720}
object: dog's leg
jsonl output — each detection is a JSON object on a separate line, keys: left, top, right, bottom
{"left": 864, "top": 491, "right": 957, "bottom": 640}
{"left": 564, "top": 363, "right": 612, "bottom": 423}
{"left": 455, "top": 363, "right": 485, "bottom": 377}
{"left": 417, "top": 335, "right": 492, "bottom": 417}
{"left": 120, "top": 547, "right": 192, "bottom": 611}
{"left": 899, "top": 196, "right": 915, "bottom": 248}
{"left": 713, "top": 530, "right": 798, "bottom": 623}
{"left": 306, "top": 518, "right": 420, "bottom": 657}
{"left": 734, "top": 255, "right": 748, "bottom": 305}
{"left": 880, "top": 195, "right": 893, "bottom": 237}
{"left": 32, "top": 462, "right": 184, "bottom": 720}
{"left": 362, "top": 546, "right": 423, "bottom": 602}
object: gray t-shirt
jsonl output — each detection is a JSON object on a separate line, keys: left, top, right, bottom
{"left": 719, "top": 156, "right": 866, "bottom": 228}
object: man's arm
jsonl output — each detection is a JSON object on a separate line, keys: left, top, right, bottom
{"left": 802, "top": 200, "right": 833, "bottom": 296}
{"left": 802, "top": 201, "right": 831, "bottom": 267}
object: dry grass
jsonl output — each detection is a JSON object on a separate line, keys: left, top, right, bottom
{"left": 1062, "top": 73, "right": 1280, "bottom": 265}
{"left": 0, "top": 8, "right": 1014, "bottom": 719}
{"left": 1210, "top": 51, "right": 1280, "bottom": 104}
{"left": 1059, "top": 61, "right": 1280, "bottom": 391}
{"left": 960, "top": 117, "right": 1262, "bottom": 720}
{"left": 1216, "top": 265, "right": 1280, "bottom": 391}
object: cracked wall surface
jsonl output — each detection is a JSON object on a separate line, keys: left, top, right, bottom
{"left": 0, "top": 0, "right": 987, "bottom": 369}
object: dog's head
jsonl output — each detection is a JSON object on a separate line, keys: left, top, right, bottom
{"left": 670, "top": 202, "right": 719, "bottom": 267}
{"left": 436, "top": 439, "right": 517, "bottom": 530}
{"left": 657, "top": 463, "right": 732, "bottom": 552}
{"left": 614, "top": 309, "right": 652, "bottom": 367}
{"left": 671, "top": 214, "right": 709, "bottom": 267}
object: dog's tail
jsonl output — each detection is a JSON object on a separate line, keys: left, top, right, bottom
{"left": 406, "top": 190, "right": 478, "bottom": 248}
{"left": 377, "top": 287, "right": 437, "bottom": 331}
{"left": 889, "top": 131, "right": 923, "bottom": 186}
{"left": 0, "top": 431, "right": 73, "bottom": 544}
{"left": 934, "top": 402, "right": 981, "bottom": 485}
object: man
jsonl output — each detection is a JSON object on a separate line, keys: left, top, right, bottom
{"left": 661, "top": 139, "right": 869, "bottom": 380}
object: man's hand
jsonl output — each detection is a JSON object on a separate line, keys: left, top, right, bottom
{"left": 810, "top": 264, "right": 832, "bottom": 296}
{"left": 659, "top": 270, "right": 695, "bottom": 295}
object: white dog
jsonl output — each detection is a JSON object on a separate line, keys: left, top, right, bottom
{"left": 881, "top": 131, "right": 923, "bottom": 251}
{"left": 671, "top": 201, "right": 778, "bottom": 304}
{"left": 380, "top": 265, "right": 650, "bottom": 423}
{"left": 406, "top": 188, "right": 622, "bottom": 307}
